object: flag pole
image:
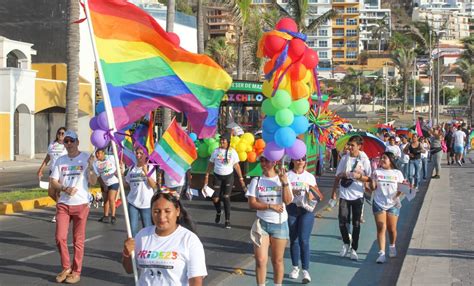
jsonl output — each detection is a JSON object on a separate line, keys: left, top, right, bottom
{"left": 83, "top": 1, "right": 139, "bottom": 283}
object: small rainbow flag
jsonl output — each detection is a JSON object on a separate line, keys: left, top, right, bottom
{"left": 88, "top": 0, "right": 232, "bottom": 138}
{"left": 150, "top": 118, "right": 197, "bottom": 182}
{"left": 120, "top": 130, "right": 136, "bottom": 167}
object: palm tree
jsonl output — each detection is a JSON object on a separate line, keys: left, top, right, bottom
{"left": 455, "top": 36, "right": 474, "bottom": 123}
{"left": 197, "top": 0, "right": 205, "bottom": 54}
{"left": 369, "top": 15, "right": 390, "bottom": 53}
{"left": 227, "top": 0, "right": 252, "bottom": 80}
{"left": 206, "top": 37, "right": 237, "bottom": 73}
{"left": 65, "top": 0, "right": 80, "bottom": 131}
{"left": 162, "top": 0, "right": 176, "bottom": 130}
{"left": 391, "top": 48, "right": 415, "bottom": 114}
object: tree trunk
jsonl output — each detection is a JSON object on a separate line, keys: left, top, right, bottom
{"left": 197, "top": 0, "right": 205, "bottom": 54}
{"left": 403, "top": 76, "right": 408, "bottom": 114}
{"left": 162, "top": 0, "right": 176, "bottom": 130}
{"left": 65, "top": 0, "right": 80, "bottom": 131}
{"left": 237, "top": 25, "right": 244, "bottom": 80}
{"left": 378, "top": 39, "right": 382, "bottom": 53}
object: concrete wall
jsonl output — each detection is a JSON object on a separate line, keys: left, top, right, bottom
{"left": 0, "top": 113, "right": 10, "bottom": 160}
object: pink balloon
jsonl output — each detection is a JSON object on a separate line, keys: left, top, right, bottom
{"left": 263, "top": 141, "right": 285, "bottom": 161}
{"left": 91, "top": 129, "right": 110, "bottom": 148}
{"left": 285, "top": 139, "right": 307, "bottom": 160}
{"left": 97, "top": 112, "right": 109, "bottom": 131}
{"left": 167, "top": 32, "right": 181, "bottom": 46}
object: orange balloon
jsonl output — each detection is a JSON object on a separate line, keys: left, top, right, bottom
{"left": 264, "top": 56, "right": 276, "bottom": 75}
{"left": 291, "top": 81, "right": 310, "bottom": 100}
{"left": 290, "top": 63, "right": 307, "bottom": 81}
{"left": 254, "top": 139, "right": 266, "bottom": 149}
{"left": 247, "top": 151, "right": 257, "bottom": 163}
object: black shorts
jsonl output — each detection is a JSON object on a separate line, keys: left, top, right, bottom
{"left": 107, "top": 183, "right": 119, "bottom": 191}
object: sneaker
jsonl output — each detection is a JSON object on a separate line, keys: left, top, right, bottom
{"left": 98, "top": 216, "right": 110, "bottom": 223}
{"left": 340, "top": 244, "right": 350, "bottom": 257}
{"left": 65, "top": 273, "right": 81, "bottom": 284}
{"left": 302, "top": 269, "right": 311, "bottom": 284}
{"left": 51, "top": 216, "right": 56, "bottom": 223}
{"left": 224, "top": 221, "right": 231, "bottom": 229}
{"left": 376, "top": 251, "right": 386, "bottom": 264}
{"left": 214, "top": 212, "right": 221, "bottom": 224}
{"left": 111, "top": 217, "right": 117, "bottom": 225}
{"left": 55, "top": 268, "right": 72, "bottom": 283}
{"left": 289, "top": 266, "right": 299, "bottom": 279}
{"left": 389, "top": 245, "right": 397, "bottom": 257}
{"left": 432, "top": 175, "right": 440, "bottom": 179}
{"left": 457, "top": 160, "right": 462, "bottom": 166}
{"left": 350, "top": 249, "right": 358, "bottom": 261}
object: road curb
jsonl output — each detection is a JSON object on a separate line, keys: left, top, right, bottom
{"left": 0, "top": 187, "right": 101, "bottom": 215}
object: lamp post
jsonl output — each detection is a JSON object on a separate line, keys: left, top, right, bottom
{"left": 385, "top": 62, "right": 388, "bottom": 123}
{"left": 435, "top": 30, "right": 445, "bottom": 126}
{"left": 428, "top": 30, "right": 432, "bottom": 124}
{"left": 413, "top": 57, "right": 417, "bottom": 124}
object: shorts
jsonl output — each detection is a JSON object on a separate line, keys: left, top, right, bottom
{"left": 259, "top": 219, "right": 289, "bottom": 240}
{"left": 454, "top": 145, "right": 463, "bottom": 154}
{"left": 372, "top": 201, "right": 400, "bottom": 217}
{"left": 107, "top": 183, "right": 119, "bottom": 191}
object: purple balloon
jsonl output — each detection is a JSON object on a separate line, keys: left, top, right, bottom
{"left": 91, "top": 129, "right": 110, "bottom": 148}
{"left": 97, "top": 112, "right": 109, "bottom": 131}
{"left": 285, "top": 139, "right": 307, "bottom": 160}
{"left": 89, "top": 116, "right": 100, "bottom": 130}
{"left": 263, "top": 141, "right": 285, "bottom": 161}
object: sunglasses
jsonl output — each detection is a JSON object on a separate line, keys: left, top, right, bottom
{"left": 64, "top": 139, "right": 76, "bottom": 144}
{"left": 57, "top": 132, "right": 65, "bottom": 135}
{"left": 294, "top": 158, "right": 306, "bottom": 162}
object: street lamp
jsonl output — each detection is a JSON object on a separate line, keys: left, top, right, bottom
{"left": 435, "top": 30, "right": 446, "bottom": 126}
{"left": 413, "top": 56, "right": 417, "bottom": 124}
{"left": 384, "top": 62, "right": 388, "bottom": 123}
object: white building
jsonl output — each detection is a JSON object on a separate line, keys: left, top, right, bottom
{"left": 412, "top": 6, "right": 470, "bottom": 40}
{"left": 359, "top": 0, "right": 391, "bottom": 52}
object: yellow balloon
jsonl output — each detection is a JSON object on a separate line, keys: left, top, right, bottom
{"left": 241, "top": 133, "right": 255, "bottom": 145}
{"left": 238, "top": 151, "right": 247, "bottom": 162}
{"left": 236, "top": 142, "right": 247, "bottom": 153}
{"left": 262, "top": 80, "right": 273, "bottom": 97}
{"left": 303, "top": 69, "right": 312, "bottom": 84}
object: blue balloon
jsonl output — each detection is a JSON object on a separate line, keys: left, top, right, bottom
{"left": 262, "top": 130, "right": 275, "bottom": 143}
{"left": 274, "top": 127, "right": 296, "bottom": 148}
{"left": 290, "top": 116, "right": 309, "bottom": 135}
{"left": 262, "top": 116, "right": 279, "bottom": 133}
{"left": 189, "top": 132, "right": 198, "bottom": 142}
{"left": 96, "top": 100, "right": 105, "bottom": 114}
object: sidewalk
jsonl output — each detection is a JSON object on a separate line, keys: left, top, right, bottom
{"left": 0, "top": 156, "right": 44, "bottom": 171}
{"left": 397, "top": 153, "right": 474, "bottom": 285}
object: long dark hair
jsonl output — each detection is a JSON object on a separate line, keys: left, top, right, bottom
{"left": 55, "top": 127, "right": 67, "bottom": 142}
{"left": 150, "top": 192, "right": 196, "bottom": 233}
{"left": 382, "top": 151, "right": 398, "bottom": 170}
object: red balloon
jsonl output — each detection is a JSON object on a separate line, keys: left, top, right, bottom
{"left": 289, "top": 63, "right": 307, "bottom": 81}
{"left": 167, "top": 32, "right": 180, "bottom": 46}
{"left": 263, "top": 43, "right": 275, "bottom": 58}
{"left": 275, "top": 17, "right": 298, "bottom": 33}
{"left": 263, "top": 57, "right": 276, "bottom": 74}
{"left": 265, "top": 35, "right": 286, "bottom": 56}
{"left": 302, "top": 48, "right": 319, "bottom": 69}
{"left": 288, "top": 38, "right": 306, "bottom": 61}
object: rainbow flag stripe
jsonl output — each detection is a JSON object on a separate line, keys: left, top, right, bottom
{"left": 150, "top": 119, "right": 197, "bottom": 182}
{"left": 88, "top": 0, "right": 232, "bottom": 137}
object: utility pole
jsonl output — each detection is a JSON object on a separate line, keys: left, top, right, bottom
{"left": 436, "top": 33, "right": 441, "bottom": 125}
{"left": 413, "top": 57, "right": 417, "bottom": 124}
{"left": 428, "top": 30, "right": 432, "bottom": 124}
{"left": 385, "top": 62, "right": 388, "bottom": 123}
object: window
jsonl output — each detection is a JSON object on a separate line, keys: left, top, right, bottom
{"left": 347, "top": 7, "right": 358, "bottom": 13}
{"left": 307, "top": 40, "right": 315, "bottom": 47}
{"left": 319, "top": 51, "right": 328, "bottom": 59}
{"left": 334, "top": 41, "right": 344, "bottom": 47}
{"left": 319, "top": 61, "right": 331, "bottom": 68}
{"left": 346, "top": 51, "right": 357, "bottom": 58}
{"left": 334, "top": 51, "right": 344, "bottom": 58}
{"left": 319, "top": 29, "right": 328, "bottom": 36}
{"left": 319, "top": 40, "right": 328, "bottom": 47}
{"left": 347, "top": 40, "right": 357, "bottom": 48}
{"left": 346, "top": 18, "right": 357, "bottom": 25}
{"left": 346, "top": 29, "right": 357, "bottom": 36}
{"left": 333, "top": 29, "right": 344, "bottom": 36}
{"left": 6, "top": 52, "right": 19, "bottom": 68}
{"left": 336, "top": 18, "right": 344, "bottom": 25}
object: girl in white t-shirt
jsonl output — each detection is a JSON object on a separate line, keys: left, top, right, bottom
{"left": 93, "top": 148, "right": 120, "bottom": 224}
{"left": 123, "top": 191, "right": 207, "bottom": 286}
{"left": 368, "top": 152, "right": 405, "bottom": 264}
{"left": 124, "top": 146, "right": 157, "bottom": 237}
{"left": 246, "top": 156, "right": 293, "bottom": 286}
{"left": 37, "top": 126, "right": 67, "bottom": 223}
{"left": 203, "top": 133, "right": 246, "bottom": 229}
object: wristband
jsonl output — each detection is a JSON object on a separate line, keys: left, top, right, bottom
{"left": 122, "top": 250, "right": 131, "bottom": 258}
{"left": 239, "top": 177, "right": 244, "bottom": 181}
{"left": 281, "top": 183, "right": 289, "bottom": 187}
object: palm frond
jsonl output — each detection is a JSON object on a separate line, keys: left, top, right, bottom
{"left": 305, "top": 9, "right": 337, "bottom": 33}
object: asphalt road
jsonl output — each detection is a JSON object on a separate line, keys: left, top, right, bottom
{"left": 0, "top": 166, "right": 41, "bottom": 191}
{"left": 0, "top": 172, "right": 336, "bottom": 286}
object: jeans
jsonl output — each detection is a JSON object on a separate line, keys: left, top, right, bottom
{"left": 56, "top": 203, "right": 90, "bottom": 274}
{"left": 398, "top": 162, "right": 409, "bottom": 180}
{"left": 421, "top": 157, "right": 428, "bottom": 180}
{"left": 128, "top": 203, "right": 152, "bottom": 237}
{"left": 287, "top": 203, "right": 315, "bottom": 270}
{"left": 409, "top": 159, "right": 422, "bottom": 188}
{"left": 338, "top": 198, "right": 363, "bottom": 251}
{"left": 432, "top": 151, "right": 442, "bottom": 175}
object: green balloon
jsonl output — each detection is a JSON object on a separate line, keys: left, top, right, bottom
{"left": 203, "top": 138, "right": 216, "bottom": 145}
{"left": 275, "top": 108, "right": 294, "bottom": 127}
{"left": 197, "top": 143, "right": 209, "bottom": 158}
{"left": 271, "top": 89, "right": 292, "bottom": 109}
{"left": 290, "top": 98, "right": 310, "bottom": 116}
{"left": 262, "top": 99, "right": 277, "bottom": 116}
{"left": 208, "top": 142, "right": 220, "bottom": 155}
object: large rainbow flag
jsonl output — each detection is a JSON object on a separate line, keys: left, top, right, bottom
{"left": 150, "top": 118, "right": 197, "bottom": 182}
{"left": 88, "top": 0, "right": 232, "bottom": 137}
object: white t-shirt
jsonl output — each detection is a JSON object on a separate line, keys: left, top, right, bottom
{"left": 135, "top": 225, "right": 207, "bottom": 286}
{"left": 421, "top": 142, "right": 429, "bottom": 158}
{"left": 453, "top": 130, "right": 466, "bottom": 146}
{"left": 93, "top": 155, "right": 119, "bottom": 186}
{"left": 209, "top": 148, "right": 239, "bottom": 176}
{"left": 372, "top": 168, "right": 404, "bottom": 209}
{"left": 399, "top": 143, "right": 410, "bottom": 163}
{"left": 51, "top": 152, "right": 91, "bottom": 206}
{"left": 164, "top": 172, "right": 185, "bottom": 188}
{"left": 246, "top": 175, "right": 293, "bottom": 224}
{"left": 48, "top": 141, "right": 67, "bottom": 172}
{"left": 287, "top": 170, "right": 317, "bottom": 206}
{"left": 385, "top": 144, "right": 401, "bottom": 158}
{"left": 126, "top": 165, "right": 156, "bottom": 209}
{"left": 336, "top": 153, "right": 372, "bottom": 201}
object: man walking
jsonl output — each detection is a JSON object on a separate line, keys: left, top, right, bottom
{"left": 452, "top": 126, "right": 467, "bottom": 166}
{"left": 50, "top": 130, "right": 97, "bottom": 284}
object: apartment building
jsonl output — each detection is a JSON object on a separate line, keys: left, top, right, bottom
{"left": 359, "top": 0, "right": 391, "bottom": 52}
{"left": 206, "top": 2, "right": 237, "bottom": 44}
{"left": 413, "top": 7, "right": 470, "bottom": 39}
{"left": 331, "top": 0, "right": 360, "bottom": 65}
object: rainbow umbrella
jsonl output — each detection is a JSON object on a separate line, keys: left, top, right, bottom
{"left": 395, "top": 127, "right": 415, "bottom": 138}
{"left": 336, "top": 132, "right": 386, "bottom": 159}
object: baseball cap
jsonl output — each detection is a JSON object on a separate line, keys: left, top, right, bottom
{"left": 64, "top": 130, "right": 78, "bottom": 140}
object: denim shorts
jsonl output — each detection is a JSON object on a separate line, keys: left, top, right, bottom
{"left": 454, "top": 145, "right": 464, "bottom": 154}
{"left": 107, "top": 183, "right": 119, "bottom": 191}
{"left": 372, "top": 201, "right": 400, "bottom": 217}
{"left": 259, "top": 219, "right": 289, "bottom": 240}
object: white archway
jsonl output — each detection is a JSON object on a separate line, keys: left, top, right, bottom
{"left": 6, "top": 49, "right": 28, "bottom": 69}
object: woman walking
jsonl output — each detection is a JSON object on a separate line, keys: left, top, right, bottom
{"left": 368, "top": 152, "right": 405, "bottom": 263}
{"left": 430, "top": 128, "right": 443, "bottom": 179}
{"left": 287, "top": 156, "right": 323, "bottom": 284}
{"left": 420, "top": 137, "right": 430, "bottom": 181}
{"left": 37, "top": 127, "right": 67, "bottom": 223}
{"left": 246, "top": 156, "right": 293, "bottom": 286}
{"left": 203, "top": 133, "right": 246, "bottom": 229}
{"left": 93, "top": 148, "right": 120, "bottom": 224}
{"left": 122, "top": 190, "right": 207, "bottom": 285}
{"left": 403, "top": 134, "right": 426, "bottom": 190}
